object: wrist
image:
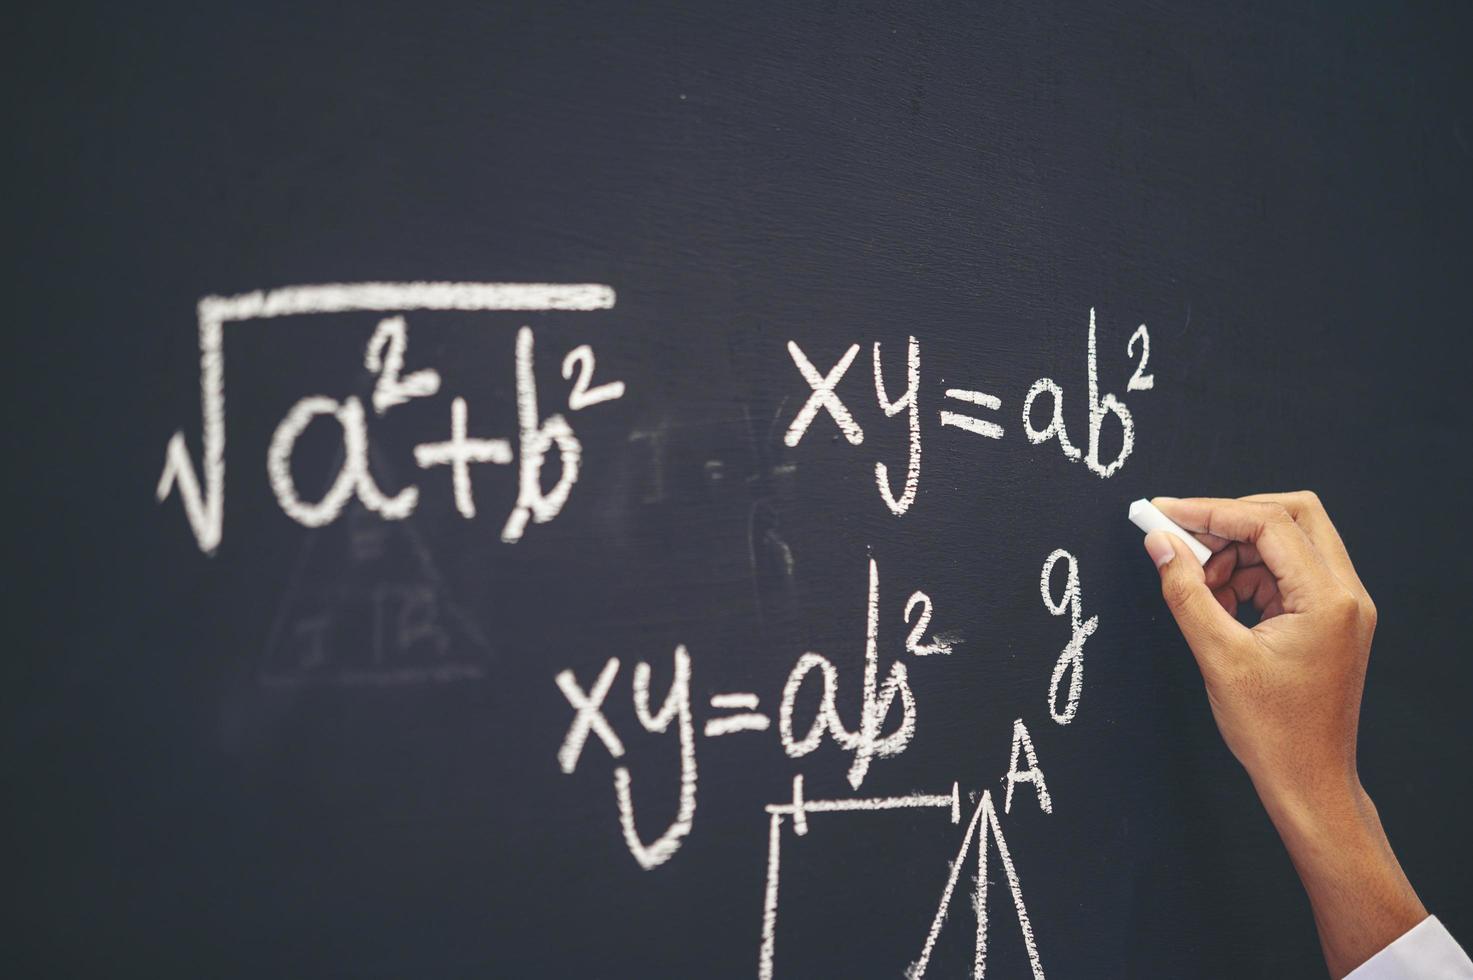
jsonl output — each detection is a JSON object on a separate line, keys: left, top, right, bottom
{"left": 1253, "top": 773, "right": 1427, "bottom": 977}
{"left": 1252, "top": 768, "right": 1368, "bottom": 841}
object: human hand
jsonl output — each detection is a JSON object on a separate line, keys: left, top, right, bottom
{"left": 1143, "top": 492, "right": 1426, "bottom": 977}
{"left": 1143, "top": 492, "right": 1375, "bottom": 804}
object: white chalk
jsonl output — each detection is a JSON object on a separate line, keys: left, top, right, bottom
{"left": 1128, "top": 499, "right": 1212, "bottom": 565}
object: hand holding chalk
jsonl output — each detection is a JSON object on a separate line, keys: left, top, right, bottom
{"left": 1137, "top": 494, "right": 1377, "bottom": 784}
{"left": 1140, "top": 493, "right": 1428, "bottom": 978}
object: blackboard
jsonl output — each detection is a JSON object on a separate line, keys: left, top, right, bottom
{"left": 11, "top": 3, "right": 1473, "bottom": 976}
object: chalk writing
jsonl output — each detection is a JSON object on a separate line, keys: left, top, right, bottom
{"left": 414, "top": 397, "right": 513, "bottom": 519}
{"left": 157, "top": 282, "right": 618, "bottom": 553}
{"left": 1024, "top": 308, "right": 1138, "bottom": 478}
{"left": 1005, "top": 717, "right": 1052, "bottom": 815}
{"left": 562, "top": 343, "right": 627, "bottom": 410}
{"left": 366, "top": 315, "right": 441, "bottom": 413}
{"left": 784, "top": 341, "right": 865, "bottom": 447}
{"left": 1041, "top": 548, "right": 1098, "bottom": 725}
{"left": 555, "top": 658, "right": 624, "bottom": 774}
{"left": 904, "top": 590, "right": 956, "bottom": 656}
{"left": 1126, "top": 323, "right": 1154, "bottom": 391}
{"left": 908, "top": 790, "right": 1045, "bottom": 980}
{"left": 873, "top": 336, "right": 922, "bottom": 515}
{"left": 758, "top": 766, "right": 1046, "bottom": 979}
{"left": 759, "top": 775, "right": 962, "bottom": 980}
{"left": 615, "top": 646, "right": 697, "bottom": 870}
{"left": 545, "top": 542, "right": 1102, "bottom": 976}
{"left": 777, "top": 557, "right": 918, "bottom": 789}
{"left": 158, "top": 282, "right": 1163, "bottom": 977}
{"left": 940, "top": 387, "right": 1006, "bottom": 439}
{"left": 706, "top": 693, "right": 772, "bottom": 737}
{"left": 784, "top": 310, "right": 1155, "bottom": 522}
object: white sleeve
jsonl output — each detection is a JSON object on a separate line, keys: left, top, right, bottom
{"left": 1346, "top": 916, "right": 1473, "bottom": 980}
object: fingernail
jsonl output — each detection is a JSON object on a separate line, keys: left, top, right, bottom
{"left": 1143, "top": 530, "right": 1175, "bottom": 568}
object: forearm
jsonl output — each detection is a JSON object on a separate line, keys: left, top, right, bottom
{"left": 1258, "top": 778, "right": 1427, "bottom": 978}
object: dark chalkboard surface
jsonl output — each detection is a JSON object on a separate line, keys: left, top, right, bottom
{"left": 11, "top": 3, "right": 1473, "bottom": 977}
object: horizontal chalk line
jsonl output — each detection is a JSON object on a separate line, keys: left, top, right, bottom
{"left": 710, "top": 693, "right": 760, "bottom": 710}
{"left": 766, "top": 792, "right": 954, "bottom": 815}
{"left": 943, "top": 388, "right": 1002, "bottom": 409}
{"left": 939, "top": 410, "right": 1004, "bottom": 439}
{"left": 199, "top": 282, "right": 616, "bottom": 325}
{"left": 705, "top": 714, "right": 770, "bottom": 737}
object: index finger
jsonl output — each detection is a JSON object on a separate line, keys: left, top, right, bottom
{"left": 1154, "top": 496, "right": 1336, "bottom": 610}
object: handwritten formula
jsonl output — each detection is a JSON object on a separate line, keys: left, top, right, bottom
{"left": 157, "top": 281, "right": 1159, "bottom": 978}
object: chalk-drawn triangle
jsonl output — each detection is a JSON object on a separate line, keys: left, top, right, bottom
{"left": 260, "top": 425, "right": 492, "bottom": 688}
{"left": 972, "top": 791, "right": 1046, "bottom": 979}
{"left": 909, "top": 790, "right": 1045, "bottom": 980}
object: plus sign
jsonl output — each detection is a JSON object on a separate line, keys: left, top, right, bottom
{"left": 413, "top": 397, "right": 512, "bottom": 518}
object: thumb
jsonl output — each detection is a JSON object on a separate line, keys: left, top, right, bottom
{"left": 1144, "top": 530, "right": 1247, "bottom": 669}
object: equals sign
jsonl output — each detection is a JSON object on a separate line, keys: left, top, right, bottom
{"left": 704, "top": 693, "right": 771, "bottom": 737}
{"left": 939, "top": 388, "right": 1004, "bottom": 439}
